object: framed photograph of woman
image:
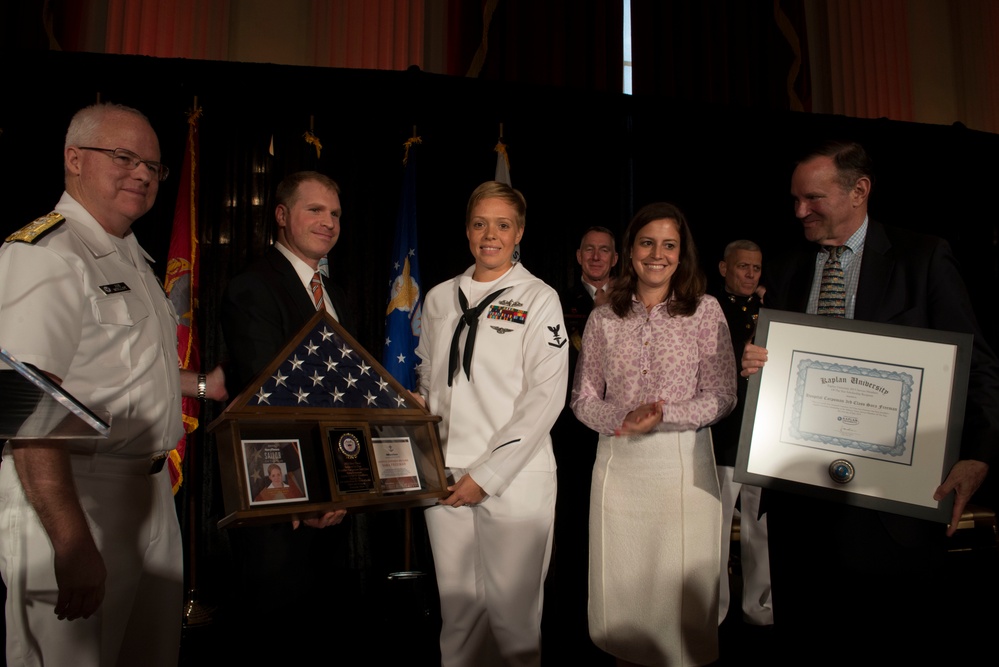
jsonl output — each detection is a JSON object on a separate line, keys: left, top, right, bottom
{"left": 242, "top": 439, "right": 310, "bottom": 505}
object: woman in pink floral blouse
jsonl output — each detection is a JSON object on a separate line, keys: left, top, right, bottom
{"left": 571, "top": 202, "right": 736, "bottom": 667}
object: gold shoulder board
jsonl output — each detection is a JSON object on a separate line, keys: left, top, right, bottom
{"left": 5, "top": 212, "right": 65, "bottom": 244}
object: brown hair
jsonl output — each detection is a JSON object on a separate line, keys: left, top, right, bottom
{"left": 609, "top": 202, "right": 705, "bottom": 318}
{"left": 798, "top": 140, "right": 875, "bottom": 190}
{"left": 275, "top": 171, "right": 341, "bottom": 210}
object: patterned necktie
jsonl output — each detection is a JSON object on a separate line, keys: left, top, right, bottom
{"left": 817, "top": 246, "right": 846, "bottom": 317}
{"left": 310, "top": 271, "right": 324, "bottom": 311}
{"left": 448, "top": 287, "right": 509, "bottom": 386}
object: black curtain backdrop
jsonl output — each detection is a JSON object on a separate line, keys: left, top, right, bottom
{"left": 447, "top": 0, "right": 624, "bottom": 92}
{"left": 631, "top": 0, "right": 811, "bottom": 111}
{"left": 3, "top": 49, "right": 998, "bottom": 656}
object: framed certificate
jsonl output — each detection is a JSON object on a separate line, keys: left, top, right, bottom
{"left": 373, "top": 436, "right": 422, "bottom": 493}
{"left": 734, "top": 309, "right": 972, "bottom": 522}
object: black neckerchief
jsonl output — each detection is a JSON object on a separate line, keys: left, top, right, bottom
{"left": 448, "top": 286, "right": 509, "bottom": 386}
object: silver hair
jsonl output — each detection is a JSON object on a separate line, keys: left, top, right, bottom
{"left": 64, "top": 103, "right": 151, "bottom": 149}
{"left": 723, "top": 239, "right": 762, "bottom": 260}
{"left": 579, "top": 225, "right": 617, "bottom": 252}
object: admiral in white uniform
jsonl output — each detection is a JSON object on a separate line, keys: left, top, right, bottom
{"left": 416, "top": 182, "right": 568, "bottom": 667}
{"left": 0, "top": 103, "right": 224, "bottom": 667}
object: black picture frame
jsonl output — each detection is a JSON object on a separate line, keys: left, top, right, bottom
{"left": 734, "top": 308, "right": 972, "bottom": 523}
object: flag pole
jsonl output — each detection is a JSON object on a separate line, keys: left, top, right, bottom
{"left": 384, "top": 129, "right": 428, "bottom": 595}
{"left": 164, "top": 97, "right": 216, "bottom": 627}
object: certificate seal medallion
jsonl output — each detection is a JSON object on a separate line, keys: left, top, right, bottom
{"left": 338, "top": 433, "right": 361, "bottom": 459}
{"left": 829, "top": 459, "right": 855, "bottom": 484}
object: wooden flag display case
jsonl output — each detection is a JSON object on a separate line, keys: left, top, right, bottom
{"left": 209, "top": 311, "right": 446, "bottom": 528}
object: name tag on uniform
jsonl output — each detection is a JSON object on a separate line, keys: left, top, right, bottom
{"left": 99, "top": 283, "right": 131, "bottom": 294}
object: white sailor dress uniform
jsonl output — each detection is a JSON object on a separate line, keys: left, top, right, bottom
{"left": 0, "top": 192, "right": 184, "bottom": 667}
{"left": 416, "top": 262, "right": 569, "bottom": 666}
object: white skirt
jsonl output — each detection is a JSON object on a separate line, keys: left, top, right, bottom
{"left": 588, "top": 428, "right": 721, "bottom": 666}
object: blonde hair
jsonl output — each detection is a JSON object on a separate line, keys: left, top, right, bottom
{"left": 465, "top": 181, "right": 526, "bottom": 229}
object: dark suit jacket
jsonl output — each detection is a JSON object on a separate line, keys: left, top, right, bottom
{"left": 763, "top": 219, "right": 999, "bottom": 651}
{"left": 563, "top": 281, "right": 595, "bottom": 387}
{"left": 767, "top": 219, "right": 999, "bottom": 465}
{"left": 710, "top": 288, "right": 761, "bottom": 467}
{"left": 219, "top": 245, "right": 361, "bottom": 651}
{"left": 222, "top": 246, "right": 355, "bottom": 397}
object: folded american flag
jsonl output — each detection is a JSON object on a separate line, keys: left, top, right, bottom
{"left": 250, "top": 318, "right": 408, "bottom": 409}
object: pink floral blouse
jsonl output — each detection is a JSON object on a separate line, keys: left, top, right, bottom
{"left": 571, "top": 295, "right": 737, "bottom": 436}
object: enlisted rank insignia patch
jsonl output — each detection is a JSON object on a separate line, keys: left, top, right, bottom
{"left": 488, "top": 305, "right": 527, "bottom": 324}
{"left": 547, "top": 324, "right": 567, "bottom": 348}
{"left": 5, "top": 212, "right": 64, "bottom": 244}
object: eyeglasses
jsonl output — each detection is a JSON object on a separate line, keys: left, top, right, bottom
{"left": 78, "top": 147, "right": 170, "bottom": 181}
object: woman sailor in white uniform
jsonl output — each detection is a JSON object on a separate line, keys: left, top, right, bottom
{"left": 415, "top": 181, "right": 568, "bottom": 666}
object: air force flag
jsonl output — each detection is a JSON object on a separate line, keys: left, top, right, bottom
{"left": 383, "top": 142, "right": 423, "bottom": 390}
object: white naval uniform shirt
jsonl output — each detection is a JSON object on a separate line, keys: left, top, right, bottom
{"left": 0, "top": 191, "right": 182, "bottom": 457}
{"left": 416, "top": 263, "right": 569, "bottom": 497}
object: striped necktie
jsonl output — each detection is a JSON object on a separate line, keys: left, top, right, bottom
{"left": 310, "top": 271, "right": 324, "bottom": 311}
{"left": 817, "top": 246, "right": 846, "bottom": 317}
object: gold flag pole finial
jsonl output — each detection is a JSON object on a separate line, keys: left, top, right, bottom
{"left": 303, "top": 115, "right": 322, "bottom": 159}
{"left": 494, "top": 122, "right": 509, "bottom": 170}
{"left": 187, "top": 96, "right": 203, "bottom": 124}
{"left": 403, "top": 126, "right": 422, "bottom": 166}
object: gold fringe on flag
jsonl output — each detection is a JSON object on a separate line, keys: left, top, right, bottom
{"left": 403, "top": 135, "right": 422, "bottom": 166}
{"left": 304, "top": 130, "right": 322, "bottom": 158}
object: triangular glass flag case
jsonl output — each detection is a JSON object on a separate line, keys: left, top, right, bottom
{"left": 210, "top": 310, "right": 446, "bottom": 528}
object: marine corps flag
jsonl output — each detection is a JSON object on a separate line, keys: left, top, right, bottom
{"left": 164, "top": 104, "right": 203, "bottom": 493}
{"left": 382, "top": 136, "right": 423, "bottom": 390}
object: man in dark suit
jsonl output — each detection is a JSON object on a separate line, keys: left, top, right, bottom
{"left": 564, "top": 226, "right": 619, "bottom": 350}
{"left": 742, "top": 142, "right": 999, "bottom": 660}
{"left": 546, "top": 226, "right": 617, "bottom": 662}
{"left": 220, "top": 171, "right": 354, "bottom": 658}
{"left": 222, "top": 170, "right": 355, "bottom": 396}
